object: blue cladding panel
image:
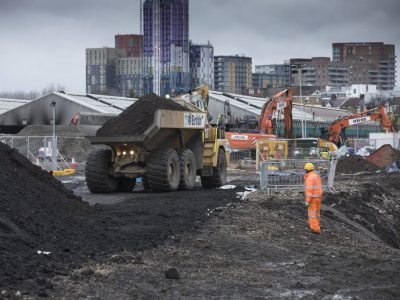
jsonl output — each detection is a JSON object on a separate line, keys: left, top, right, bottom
{"left": 143, "top": 0, "right": 189, "bottom": 94}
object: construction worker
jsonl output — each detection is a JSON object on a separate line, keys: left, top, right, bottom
{"left": 304, "top": 163, "right": 323, "bottom": 234}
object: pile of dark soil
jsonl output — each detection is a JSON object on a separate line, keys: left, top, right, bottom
{"left": 336, "top": 156, "right": 379, "bottom": 174}
{"left": 366, "top": 144, "right": 400, "bottom": 168}
{"left": 0, "top": 142, "right": 245, "bottom": 296}
{"left": 96, "top": 93, "right": 189, "bottom": 137}
{"left": 0, "top": 142, "right": 107, "bottom": 294}
{"left": 325, "top": 173, "right": 400, "bottom": 249}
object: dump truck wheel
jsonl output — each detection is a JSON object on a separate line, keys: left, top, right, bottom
{"left": 141, "top": 176, "right": 150, "bottom": 190}
{"left": 146, "top": 148, "right": 181, "bottom": 192}
{"left": 118, "top": 177, "right": 136, "bottom": 193}
{"left": 85, "top": 149, "right": 119, "bottom": 193}
{"left": 178, "top": 149, "right": 196, "bottom": 190}
{"left": 201, "top": 149, "right": 227, "bottom": 189}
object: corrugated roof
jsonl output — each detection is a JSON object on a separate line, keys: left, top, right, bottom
{"left": 0, "top": 98, "right": 31, "bottom": 115}
{"left": 209, "top": 91, "right": 351, "bottom": 123}
{"left": 210, "top": 92, "right": 260, "bottom": 115}
{"left": 54, "top": 93, "right": 136, "bottom": 114}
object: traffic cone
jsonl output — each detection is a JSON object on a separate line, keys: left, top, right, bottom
{"left": 71, "top": 157, "right": 77, "bottom": 169}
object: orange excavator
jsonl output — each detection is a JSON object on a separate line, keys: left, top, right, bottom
{"left": 226, "top": 88, "right": 293, "bottom": 150}
{"left": 259, "top": 88, "right": 293, "bottom": 137}
{"left": 322, "top": 105, "right": 395, "bottom": 147}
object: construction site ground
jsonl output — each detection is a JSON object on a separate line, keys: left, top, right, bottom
{"left": 2, "top": 152, "right": 400, "bottom": 299}
{"left": 37, "top": 169, "right": 399, "bottom": 299}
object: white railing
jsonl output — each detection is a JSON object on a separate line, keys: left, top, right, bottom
{"left": 0, "top": 135, "right": 92, "bottom": 170}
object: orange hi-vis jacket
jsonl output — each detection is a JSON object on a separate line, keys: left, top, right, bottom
{"left": 304, "top": 171, "right": 323, "bottom": 203}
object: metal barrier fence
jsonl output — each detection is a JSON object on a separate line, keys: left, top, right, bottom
{"left": 230, "top": 149, "right": 252, "bottom": 162}
{"left": 229, "top": 149, "right": 256, "bottom": 170}
{"left": 260, "top": 159, "right": 337, "bottom": 195}
{"left": 0, "top": 135, "right": 92, "bottom": 170}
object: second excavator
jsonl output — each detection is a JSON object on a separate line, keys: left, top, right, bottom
{"left": 321, "top": 105, "right": 396, "bottom": 147}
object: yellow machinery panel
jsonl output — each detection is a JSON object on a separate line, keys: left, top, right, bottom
{"left": 257, "top": 140, "right": 288, "bottom": 160}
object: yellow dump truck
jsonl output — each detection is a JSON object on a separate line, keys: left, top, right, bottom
{"left": 86, "top": 100, "right": 229, "bottom": 193}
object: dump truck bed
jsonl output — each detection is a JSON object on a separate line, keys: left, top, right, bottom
{"left": 89, "top": 109, "right": 207, "bottom": 145}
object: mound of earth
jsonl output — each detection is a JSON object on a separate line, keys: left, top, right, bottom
{"left": 96, "top": 93, "right": 189, "bottom": 137}
{"left": 18, "top": 125, "right": 86, "bottom": 137}
{"left": 336, "top": 156, "right": 379, "bottom": 174}
{"left": 0, "top": 142, "right": 245, "bottom": 296}
{"left": 325, "top": 173, "right": 400, "bottom": 249}
{"left": 0, "top": 142, "right": 107, "bottom": 293}
{"left": 366, "top": 144, "right": 400, "bottom": 168}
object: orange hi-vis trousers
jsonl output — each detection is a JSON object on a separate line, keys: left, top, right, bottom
{"left": 308, "top": 198, "right": 321, "bottom": 233}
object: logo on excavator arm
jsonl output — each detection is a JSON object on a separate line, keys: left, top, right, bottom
{"left": 348, "top": 116, "right": 371, "bottom": 126}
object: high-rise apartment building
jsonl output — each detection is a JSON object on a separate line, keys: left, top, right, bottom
{"left": 290, "top": 57, "right": 349, "bottom": 88}
{"left": 189, "top": 42, "right": 214, "bottom": 89}
{"left": 116, "top": 57, "right": 143, "bottom": 97}
{"left": 332, "top": 42, "right": 396, "bottom": 90}
{"left": 143, "top": 0, "right": 190, "bottom": 96}
{"left": 86, "top": 47, "right": 121, "bottom": 95}
{"left": 115, "top": 34, "right": 144, "bottom": 97}
{"left": 115, "top": 34, "right": 143, "bottom": 57}
{"left": 253, "top": 64, "right": 290, "bottom": 89}
{"left": 214, "top": 55, "right": 252, "bottom": 94}
{"left": 255, "top": 64, "right": 290, "bottom": 76}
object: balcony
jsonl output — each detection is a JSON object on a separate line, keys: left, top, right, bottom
{"left": 328, "top": 72, "right": 348, "bottom": 76}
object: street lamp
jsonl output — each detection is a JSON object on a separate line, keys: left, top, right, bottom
{"left": 50, "top": 100, "right": 57, "bottom": 171}
{"left": 292, "top": 65, "right": 307, "bottom": 138}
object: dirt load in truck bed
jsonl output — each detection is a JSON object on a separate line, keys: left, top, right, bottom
{"left": 96, "top": 93, "right": 190, "bottom": 137}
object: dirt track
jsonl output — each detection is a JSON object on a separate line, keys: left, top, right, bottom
{"left": 48, "top": 172, "right": 400, "bottom": 299}
{"left": 2, "top": 166, "right": 400, "bottom": 299}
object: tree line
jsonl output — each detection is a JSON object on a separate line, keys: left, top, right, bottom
{"left": 0, "top": 83, "right": 66, "bottom": 100}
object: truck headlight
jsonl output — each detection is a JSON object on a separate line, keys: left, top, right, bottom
{"left": 122, "top": 151, "right": 127, "bottom": 156}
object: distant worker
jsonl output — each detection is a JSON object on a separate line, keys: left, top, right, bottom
{"left": 303, "top": 163, "right": 323, "bottom": 234}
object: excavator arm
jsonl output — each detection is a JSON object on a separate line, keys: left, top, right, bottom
{"left": 259, "top": 88, "right": 293, "bottom": 138}
{"left": 175, "top": 85, "right": 209, "bottom": 112}
{"left": 328, "top": 106, "right": 395, "bottom": 146}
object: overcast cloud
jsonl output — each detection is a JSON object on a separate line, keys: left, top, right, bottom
{"left": 0, "top": 0, "right": 399, "bottom": 93}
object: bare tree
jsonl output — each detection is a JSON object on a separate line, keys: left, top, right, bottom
{"left": 0, "top": 83, "right": 66, "bottom": 100}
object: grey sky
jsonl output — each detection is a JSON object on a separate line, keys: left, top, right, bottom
{"left": 0, "top": 0, "right": 399, "bottom": 93}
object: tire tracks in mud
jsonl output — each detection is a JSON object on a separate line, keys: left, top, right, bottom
{"left": 321, "top": 205, "right": 383, "bottom": 243}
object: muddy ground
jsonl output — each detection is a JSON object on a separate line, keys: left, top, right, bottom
{"left": 51, "top": 172, "right": 400, "bottom": 298}
{"left": 2, "top": 168, "right": 400, "bottom": 299}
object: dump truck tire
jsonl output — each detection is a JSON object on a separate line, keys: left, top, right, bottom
{"left": 178, "top": 149, "right": 196, "bottom": 190}
{"left": 85, "top": 149, "right": 119, "bottom": 193}
{"left": 201, "top": 149, "right": 227, "bottom": 189}
{"left": 146, "top": 148, "right": 181, "bottom": 192}
{"left": 141, "top": 176, "right": 150, "bottom": 190}
{"left": 118, "top": 178, "right": 136, "bottom": 193}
